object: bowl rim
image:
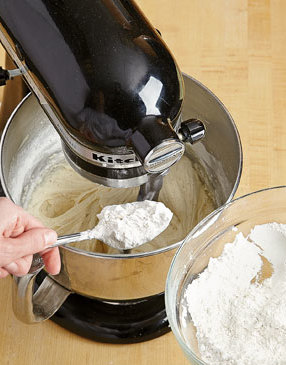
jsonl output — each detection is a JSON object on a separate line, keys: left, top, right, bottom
{"left": 165, "top": 185, "right": 286, "bottom": 364}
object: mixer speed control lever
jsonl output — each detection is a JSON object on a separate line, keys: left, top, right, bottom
{"left": 0, "top": 67, "right": 22, "bottom": 86}
{"left": 178, "top": 119, "right": 205, "bottom": 144}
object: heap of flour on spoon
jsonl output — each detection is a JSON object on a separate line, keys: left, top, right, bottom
{"left": 83, "top": 200, "right": 173, "bottom": 250}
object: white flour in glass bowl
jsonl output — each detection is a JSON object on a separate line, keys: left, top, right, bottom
{"left": 184, "top": 222, "right": 286, "bottom": 365}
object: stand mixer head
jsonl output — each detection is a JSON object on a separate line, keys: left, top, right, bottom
{"left": 0, "top": 0, "right": 204, "bottom": 189}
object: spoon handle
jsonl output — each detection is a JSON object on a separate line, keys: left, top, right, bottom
{"left": 49, "top": 231, "right": 90, "bottom": 248}
{"left": 48, "top": 231, "right": 131, "bottom": 255}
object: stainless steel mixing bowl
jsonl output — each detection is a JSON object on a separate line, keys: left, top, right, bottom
{"left": 0, "top": 74, "right": 242, "bottom": 323}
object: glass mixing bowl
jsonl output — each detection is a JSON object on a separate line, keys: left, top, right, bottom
{"left": 165, "top": 186, "right": 286, "bottom": 364}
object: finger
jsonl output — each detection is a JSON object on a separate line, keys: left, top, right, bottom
{"left": 0, "top": 197, "right": 44, "bottom": 237}
{"left": 8, "top": 218, "right": 27, "bottom": 238}
{"left": 4, "top": 249, "right": 61, "bottom": 277}
{"left": 0, "top": 267, "right": 10, "bottom": 278}
{"left": 0, "top": 228, "right": 57, "bottom": 267}
{"left": 4, "top": 255, "right": 33, "bottom": 277}
{"left": 41, "top": 248, "right": 61, "bottom": 275}
{"left": 3, "top": 249, "right": 61, "bottom": 277}
{"left": 10, "top": 205, "right": 44, "bottom": 232}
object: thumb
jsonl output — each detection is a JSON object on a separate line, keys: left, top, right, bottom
{"left": 6, "top": 228, "right": 57, "bottom": 262}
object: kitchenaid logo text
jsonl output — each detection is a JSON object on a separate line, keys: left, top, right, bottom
{"left": 92, "top": 153, "right": 139, "bottom": 165}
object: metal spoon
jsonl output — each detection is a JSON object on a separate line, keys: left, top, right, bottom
{"left": 48, "top": 201, "right": 173, "bottom": 254}
{"left": 49, "top": 233, "right": 128, "bottom": 254}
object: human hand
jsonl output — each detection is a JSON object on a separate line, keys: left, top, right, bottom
{"left": 0, "top": 197, "right": 60, "bottom": 278}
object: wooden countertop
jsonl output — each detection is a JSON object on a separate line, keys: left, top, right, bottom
{"left": 1, "top": 0, "right": 286, "bottom": 364}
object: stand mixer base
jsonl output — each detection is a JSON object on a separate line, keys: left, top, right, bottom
{"left": 36, "top": 272, "right": 170, "bottom": 344}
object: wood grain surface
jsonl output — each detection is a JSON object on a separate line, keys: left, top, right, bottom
{"left": 1, "top": 0, "right": 286, "bottom": 364}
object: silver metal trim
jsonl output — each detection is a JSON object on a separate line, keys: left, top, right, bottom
{"left": 144, "top": 140, "right": 185, "bottom": 173}
{"left": 0, "top": 28, "right": 44, "bottom": 103}
{"left": 64, "top": 149, "right": 149, "bottom": 188}
{"left": 71, "top": 146, "right": 142, "bottom": 169}
{"left": 7, "top": 68, "right": 23, "bottom": 79}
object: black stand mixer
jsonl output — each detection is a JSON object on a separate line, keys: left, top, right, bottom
{"left": 0, "top": 0, "right": 237, "bottom": 344}
{"left": 0, "top": 0, "right": 204, "bottom": 189}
